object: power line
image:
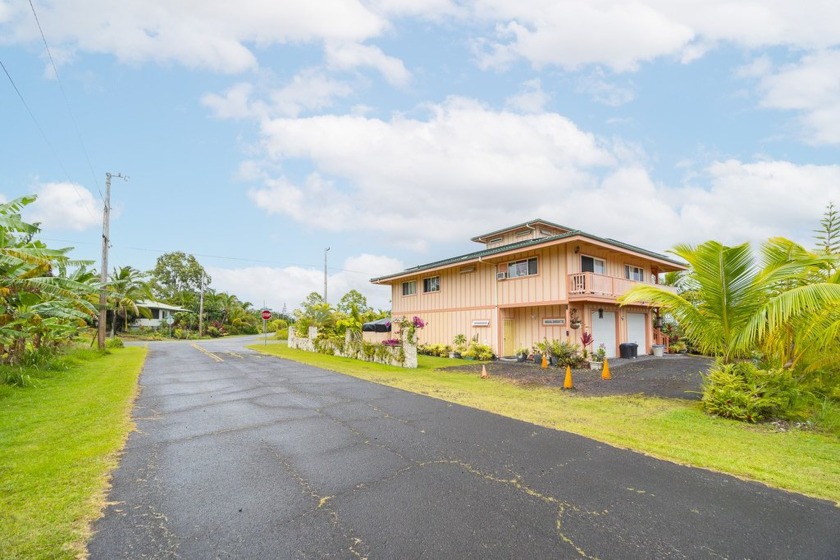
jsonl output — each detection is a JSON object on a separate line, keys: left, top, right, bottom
{"left": 39, "top": 237, "right": 380, "bottom": 275}
{"left": 0, "top": 58, "right": 97, "bottom": 223}
{"left": 28, "top": 0, "right": 104, "bottom": 203}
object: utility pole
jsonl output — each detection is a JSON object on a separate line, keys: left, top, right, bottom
{"left": 198, "top": 273, "right": 205, "bottom": 337}
{"left": 98, "top": 172, "right": 127, "bottom": 350}
{"left": 323, "top": 247, "right": 330, "bottom": 302}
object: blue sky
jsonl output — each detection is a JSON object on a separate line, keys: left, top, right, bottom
{"left": 2, "top": 1, "right": 839, "bottom": 312}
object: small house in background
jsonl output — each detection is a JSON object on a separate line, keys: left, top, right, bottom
{"left": 371, "top": 219, "right": 687, "bottom": 358}
{"left": 132, "top": 300, "right": 189, "bottom": 329}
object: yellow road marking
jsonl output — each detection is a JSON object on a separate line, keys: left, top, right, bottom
{"left": 191, "top": 344, "right": 224, "bottom": 362}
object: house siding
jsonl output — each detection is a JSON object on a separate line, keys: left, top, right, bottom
{"left": 376, "top": 223, "right": 685, "bottom": 357}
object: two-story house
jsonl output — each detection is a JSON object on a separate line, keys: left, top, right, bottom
{"left": 371, "top": 219, "right": 686, "bottom": 358}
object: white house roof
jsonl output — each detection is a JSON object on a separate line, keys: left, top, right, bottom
{"left": 136, "top": 300, "right": 190, "bottom": 313}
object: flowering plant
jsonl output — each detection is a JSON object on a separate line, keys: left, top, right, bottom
{"left": 395, "top": 315, "right": 426, "bottom": 344}
{"left": 381, "top": 338, "right": 401, "bottom": 347}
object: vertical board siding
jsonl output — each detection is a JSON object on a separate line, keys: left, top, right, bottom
{"left": 382, "top": 241, "right": 664, "bottom": 355}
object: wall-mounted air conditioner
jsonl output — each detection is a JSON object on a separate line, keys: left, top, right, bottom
{"left": 496, "top": 272, "right": 507, "bottom": 280}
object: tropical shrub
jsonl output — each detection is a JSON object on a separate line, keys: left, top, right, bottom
{"left": 106, "top": 337, "right": 124, "bottom": 349}
{"left": 701, "top": 362, "right": 809, "bottom": 423}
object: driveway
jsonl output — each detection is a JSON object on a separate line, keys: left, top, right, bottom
{"left": 88, "top": 337, "right": 838, "bottom": 559}
{"left": 446, "top": 354, "right": 713, "bottom": 399}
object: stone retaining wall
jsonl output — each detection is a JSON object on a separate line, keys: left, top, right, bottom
{"left": 288, "top": 326, "right": 418, "bottom": 368}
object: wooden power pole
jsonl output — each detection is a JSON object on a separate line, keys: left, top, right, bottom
{"left": 98, "top": 172, "right": 127, "bottom": 350}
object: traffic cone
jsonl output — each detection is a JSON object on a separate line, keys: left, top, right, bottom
{"left": 601, "top": 359, "right": 611, "bottom": 380}
{"left": 541, "top": 354, "right": 548, "bottom": 369}
{"left": 563, "top": 365, "right": 574, "bottom": 390}
{"left": 481, "top": 364, "right": 489, "bottom": 379}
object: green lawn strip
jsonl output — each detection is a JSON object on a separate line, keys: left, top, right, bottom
{"left": 0, "top": 346, "right": 147, "bottom": 559}
{"left": 252, "top": 343, "right": 840, "bottom": 504}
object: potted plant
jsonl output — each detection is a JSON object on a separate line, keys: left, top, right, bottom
{"left": 515, "top": 347, "right": 529, "bottom": 362}
{"left": 569, "top": 308, "right": 581, "bottom": 329}
{"left": 580, "top": 331, "right": 593, "bottom": 360}
{"left": 532, "top": 341, "right": 547, "bottom": 364}
{"left": 589, "top": 344, "right": 606, "bottom": 369}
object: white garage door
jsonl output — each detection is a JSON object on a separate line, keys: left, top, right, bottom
{"left": 590, "top": 311, "right": 617, "bottom": 358}
{"left": 626, "top": 313, "right": 647, "bottom": 354}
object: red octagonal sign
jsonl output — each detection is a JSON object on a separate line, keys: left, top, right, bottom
{"left": 261, "top": 309, "right": 271, "bottom": 320}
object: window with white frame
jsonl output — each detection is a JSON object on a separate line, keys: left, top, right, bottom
{"left": 423, "top": 276, "right": 440, "bottom": 293}
{"left": 508, "top": 257, "right": 538, "bottom": 278}
{"left": 581, "top": 255, "right": 606, "bottom": 275}
{"left": 625, "top": 265, "right": 645, "bottom": 282}
{"left": 402, "top": 281, "right": 416, "bottom": 296}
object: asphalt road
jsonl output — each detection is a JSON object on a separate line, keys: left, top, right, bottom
{"left": 88, "top": 337, "right": 839, "bottom": 559}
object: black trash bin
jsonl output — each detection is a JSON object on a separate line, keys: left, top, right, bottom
{"left": 619, "top": 342, "right": 639, "bottom": 359}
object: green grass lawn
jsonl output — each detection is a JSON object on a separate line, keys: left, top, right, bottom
{"left": 0, "top": 346, "right": 147, "bottom": 559}
{"left": 253, "top": 343, "right": 840, "bottom": 505}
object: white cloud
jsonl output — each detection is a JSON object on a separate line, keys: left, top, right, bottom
{"left": 0, "top": 0, "right": 386, "bottom": 73}
{"left": 247, "top": 95, "right": 840, "bottom": 254}
{"left": 366, "top": 0, "right": 460, "bottom": 19}
{"left": 202, "top": 71, "right": 354, "bottom": 120}
{"left": 473, "top": 1, "right": 695, "bottom": 72}
{"left": 207, "top": 253, "right": 401, "bottom": 312}
{"left": 754, "top": 50, "right": 840, "bottom": 145}
{"left": 575, "top": 70, "right": 635, "bottom": 107}
{"left": 505, "top": 79, "right": 550, "bottom": 113}
{"left": 471, "top": 1, "right": 840, "bottom": 72}
{"left": 27, "top": 182, "right": 100, "bottom": 231}
{"left": 325, "top": 42, "right": 411, "bottom": 87}
{"left": 680, "top": 159, "right": 840, "bottom": 245}
{"left": 248, "top": 97, "right": 614, "bottom": 248}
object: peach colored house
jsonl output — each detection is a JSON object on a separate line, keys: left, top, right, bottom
{"left": 371, "top": 219, "right": 687, "bottom": 358}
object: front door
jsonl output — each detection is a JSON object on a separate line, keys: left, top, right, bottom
{"left": 503, "top": 319, "right": 514, "bottom": 357}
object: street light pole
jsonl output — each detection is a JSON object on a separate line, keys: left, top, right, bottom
{"left": 323, "top": 247, "right": 330, "bottom": 302}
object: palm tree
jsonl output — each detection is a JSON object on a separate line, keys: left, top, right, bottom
{"left": 620, "top": 239, "right": 840, "bottom": 365}
{"left": 108, "top": 266, "right": 152, "bottom": 336}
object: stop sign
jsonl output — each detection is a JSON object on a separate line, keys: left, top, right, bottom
{"left": 261, "top": 309, "right": 271, "bottom": 320}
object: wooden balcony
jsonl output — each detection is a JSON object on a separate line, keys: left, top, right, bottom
{"left": 568, "top": 273, "right": 677, "bottom": 300}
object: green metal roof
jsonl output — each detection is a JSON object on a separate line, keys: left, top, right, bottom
{"left": 371, "top": 229, "right": 686, "bottom": 283}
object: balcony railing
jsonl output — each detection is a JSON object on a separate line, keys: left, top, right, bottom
{"left": 568, "top": 272, "right": 677, "bottom": 299}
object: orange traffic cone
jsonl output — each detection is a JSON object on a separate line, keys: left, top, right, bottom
{"left": 563, "top": 365, "right": 574, "bottom": 390}
{"left": 541, "top": 354, "right": 548, "bottom": 369}
{"left": 481, "top": 364, "right": 489, "bottom": 379}
{"left": 601, "top": 359, "right": 611, "bottom": 380}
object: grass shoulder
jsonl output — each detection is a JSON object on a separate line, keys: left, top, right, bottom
{"left": 0, "top": 345, "right": 147, "bottom": 559}
{"left": 252, "top": 342, "right": 840, "bottom": 505}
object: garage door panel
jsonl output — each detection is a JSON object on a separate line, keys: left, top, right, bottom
{"left": 590, "top": 311, "right": 617, "bottom": 358}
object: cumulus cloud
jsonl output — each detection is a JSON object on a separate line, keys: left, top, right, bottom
{"left": 325, "top": 42, "right": 411, "bottom": 87}
{"left": 241, "top": 94, "right": 839, "bottom": 255}
{"left": 26, "top": 182, "right": 100, "bottom": 231}
{"left": 473, "top": 1, "right": 695, "bottom": 72}
{"left": 207, "top": 253, "right": 401, "bottom": 312}
{"left": 753, "top": 49, "right": 840, "bottom": 145}
{"left": 472, "top": 1, "right": 840, "bottom": 72}
{"left": 505, "top": 79, "right": 550, "bottom": 113}
{"left": 248, "top": 97, "right": 614, "bottom": 248}
{"left": 202, "top": 71, "right": 354, "bottom": 120}
{"left": 0, "top": 0, "right": 386, "bottom": 73}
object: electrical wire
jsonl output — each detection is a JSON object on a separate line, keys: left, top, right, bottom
{"left": 39, "top": 237, "right": 378, "bottom": 275}
{"left": 28, "top": 0, "right": 104, "bottom": 206}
